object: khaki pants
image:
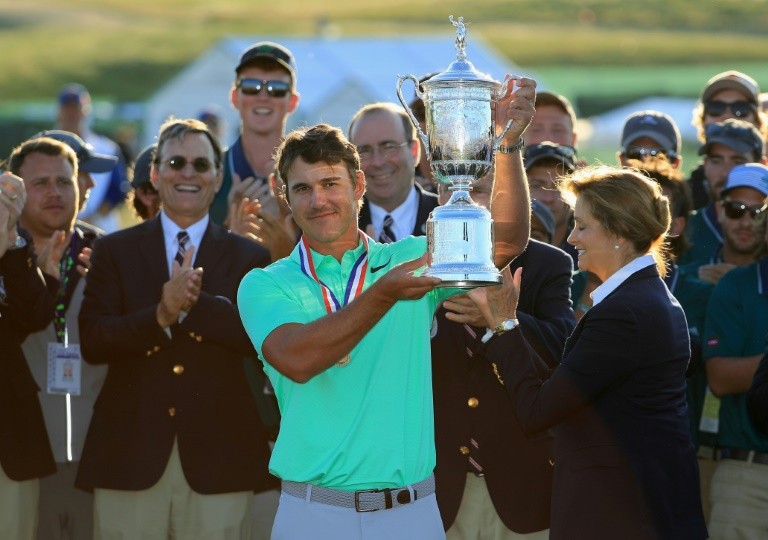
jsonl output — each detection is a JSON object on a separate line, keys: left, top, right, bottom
{"left": 0, "top": 465, "right": 39, "bottom": 540}
{"left": 93, "top": 440, "right": 253, "bottom": 540}
{"left": 447, "top": 474, "right": 549, "bottom": 540}
{"left": 38, "top": 461, "right": 94, "bottom": 540}
{"left": 696, "top": 446, "right": 718, "bottom": 525}
{"left": 709, "top": 457, "right": 768, "bottom": 540}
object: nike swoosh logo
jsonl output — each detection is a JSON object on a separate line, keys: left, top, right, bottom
{"left": 370, "top": 256, "right": 392, "bottom": 273}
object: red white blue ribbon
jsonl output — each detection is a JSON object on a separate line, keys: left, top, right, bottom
{"left": 298, "top": 233, "right": 369, "bottom": 314}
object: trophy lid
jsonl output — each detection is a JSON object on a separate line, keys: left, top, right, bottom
{"left": 422, "top": 16, "right": 499, "bottom": 89}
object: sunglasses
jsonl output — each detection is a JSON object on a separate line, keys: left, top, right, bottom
{"left": 162, "top": 156, "right": 215, "bottom": 173}
{"left": 236, "top": 78, "right": 291, "bottom": 98}
{"left": 704, "top": 100, "right": 757, "bottom": 119}
{"left": 624, "top": 146, "right": 677, "bottom": 161}
{"left": 721, "top": 199, "right": 768, "bottom": 220}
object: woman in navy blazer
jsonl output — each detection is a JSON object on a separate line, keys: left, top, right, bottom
{"left": 472, "top": 166, "right": 708, "bottom": 539}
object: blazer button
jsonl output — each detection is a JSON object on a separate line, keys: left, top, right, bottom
{"left": 173, "top": 364, "right": 184, "bottom": 375}
{"left": 459, "top": 445, "right": 470, "bottom": 456}
{"left": 168, "top": 407, "right": 176, "bottom": 417}
{"left": 467, "top": 397, "right": 479, "bottom": 408}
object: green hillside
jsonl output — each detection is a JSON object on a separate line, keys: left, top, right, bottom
{"left": 0, "top": 0, "right": 767, "bottom": 101}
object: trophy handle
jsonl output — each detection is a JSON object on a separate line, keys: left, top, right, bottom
{"left": 493, "top": 77, "right": 515, "bottom": 150}
{"left": 396, "top": 74, "right": 430, "bottom": 151}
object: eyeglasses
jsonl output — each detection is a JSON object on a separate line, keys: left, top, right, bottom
{"left": 357, "top": 141, "right": 411, "bottom": 162}
{"left": 721, "top": 199, "right": 768, "bottom": 220}
{"left": 236, "top": 78, "right": 291, "bottom": 98}
{"left": 161, "top": 156, "right": 214, "bottom": 173}
{"left": 704, "top": 100, "right": 757, "bottom": 119}
{"left": 624, "top": 146, "right": 677, "bottom": 161}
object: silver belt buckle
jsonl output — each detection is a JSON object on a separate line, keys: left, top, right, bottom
{"left": 354, "top": 488, "right": 382, "bottom": 512}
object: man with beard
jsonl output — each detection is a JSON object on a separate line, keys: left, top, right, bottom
{"left": 680, "top": 119, "right": 765, "bottom": 276}
{"left": 9, "top": 137, "right": 102, "bottom": 540}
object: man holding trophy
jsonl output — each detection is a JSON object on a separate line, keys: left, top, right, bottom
{"left": 238, "top": 17, "right": 535, "bottom": 539}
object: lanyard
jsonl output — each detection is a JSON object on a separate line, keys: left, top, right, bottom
{"left": 297, "top": 233, "right": 369, "bottom": 314}
{"left": 53, "top": 234, "right": 78, "bottom": 346}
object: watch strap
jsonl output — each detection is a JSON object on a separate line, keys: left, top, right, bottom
{"left": 498, "top": 139, "right": 524, "bottom": 154}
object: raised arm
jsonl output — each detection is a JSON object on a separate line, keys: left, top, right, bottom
{"left": 491, "top": 76, "right": 536, "bottom": 267}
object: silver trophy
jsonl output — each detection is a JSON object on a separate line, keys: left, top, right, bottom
{"left": 397, "top": 16, "right": 514, "bottom": 287}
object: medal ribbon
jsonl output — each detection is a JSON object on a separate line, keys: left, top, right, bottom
{"left": 298, "top": 233, "right": 369, "bottom": 314}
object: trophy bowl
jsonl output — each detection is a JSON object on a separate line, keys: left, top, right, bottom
{"left": 396, "top": 15, "right": 513, "bottom": 287}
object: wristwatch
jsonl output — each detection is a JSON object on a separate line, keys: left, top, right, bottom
{"left": 493, "top": 318, "right": 519, "bottom": 336}
{"left": 497, "top": 139, "right": 524, "bottom": 154}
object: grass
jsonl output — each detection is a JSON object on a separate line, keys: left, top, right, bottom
{"left": 0, "top": 0, "right": 767, "bottom": 101}
{"left": 1, "top": 0, "right": 767, "bottom": 162}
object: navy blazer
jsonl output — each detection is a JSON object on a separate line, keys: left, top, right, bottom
{"left": 0, "top": 236, "right": 56, "bottom": 481}
{"left": 488, "top": 265, "right": 708, "bottom": 539}
{"left": 76, "top": 217, "right": 277, "bottom": 494}
{"left": 358, "top": 184, "right": 438, "bottom": 238}
{"left": 432, "top": 240, "right": 575, "bottom": 533}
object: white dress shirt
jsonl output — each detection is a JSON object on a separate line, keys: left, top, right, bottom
{"left": 591, "top": 254, "right": 656, "bottom": 307}
{"left": 368, "top": 186, "right": 420, "bottom": 241}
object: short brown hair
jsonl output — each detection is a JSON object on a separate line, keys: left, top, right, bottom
{"left": 154, "top": 117, "right": 222, "bottom": 169}
{"left": 9, "top": 137, "right": 78, "bottom": 178}
{"left": 275, "top": 124, "right": 362, "bottom": 207}
{"left": 559, "top": 165, "right": 671, "bottom": 276}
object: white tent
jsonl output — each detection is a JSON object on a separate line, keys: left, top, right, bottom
{"left": 583, "top": 96, "right": 699, "bottom": 148}
{"left": 142, "top": 35, "right": 529, "bottom": 146}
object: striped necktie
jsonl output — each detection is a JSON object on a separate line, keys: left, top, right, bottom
{"left": 175, "top": 231, "right": 190, "bottom": 267}
{"left": 464, "top": 323, "right": 484, "bottom": 476}
{"left": 379, "top": 214, "right": 396, "bottom": 243}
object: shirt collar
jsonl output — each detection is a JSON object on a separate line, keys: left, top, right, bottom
{"left": 591, "top": 254, "right": 656, "bottom": 306}
{"left": 368, "top": 185, "right": 419, "bottom": 240}
{"left": 291, "top": 233, "right": 368, "bottom": 270}
{"left": 229, "top": 136, "right": 264, "bottom": 182}
{"left": 160, "top": 210, "right": 209, "bottom": 272}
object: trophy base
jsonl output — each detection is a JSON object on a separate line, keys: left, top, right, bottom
{"left": 424, "top": 266, "right": 502, "bottom": 289}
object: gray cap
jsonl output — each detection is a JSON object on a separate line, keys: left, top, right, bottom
{"left": 621, "top": 110, "right": 681, "bottom": 156}
{"left": 130, "top": 144, "right": 156, "bottom": 189}
{"left": 31, "top": 130, "right": 117, "bottom": 173}
{"left": 698, "top": 119, "right": 764, "bottom": 161}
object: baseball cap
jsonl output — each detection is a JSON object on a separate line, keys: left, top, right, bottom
{"left": 698, "top": 119, "right": 764, "bottom": 160}
{"left": 235, "top": 41, "right": 297, "bottom": 85}
{"left": 621, "top": 110, "right": 681, "bottom": 156}
{"left": 524, "top": 142, "right": 577, "bottom": 172}
{"left": 701, "top": 70, "right": 760, "bottom": 106}
{"left": 31, "top": 130, "right": 117, "bottom": 174}
{"left": 58, "top": 83, "right": 91, "bottom": 106}
{"left": 531, "top": 200, "right": 555, "bottom": 241}
{"left": 131, "top": 144, "right": 156, "bottom": 189}
{"left": 535, "top": 91, "right": 577, "bottom": 126}
{"left": 721, "top": 163, "right": 768, "bottom": 198}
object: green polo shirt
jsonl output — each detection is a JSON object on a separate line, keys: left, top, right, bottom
{"left": 238, "top": 235, "right": 457, "bottom": 490}
{"left": 666, "top": 265, "right": 714, "bottom": 448}
{"left": 702, "top": 258, "right": 768, "bottom": 452}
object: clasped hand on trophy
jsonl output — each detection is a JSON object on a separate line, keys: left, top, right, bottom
{"left": 494, "top": 76, "right": 537, "bottom": 141}
{"left": 443, "top": 266, "right": 521, "bottom": 329}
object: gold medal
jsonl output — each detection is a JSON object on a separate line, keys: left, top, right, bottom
{"left": 336, "top": 353, "right": 351, "bottom": 367}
